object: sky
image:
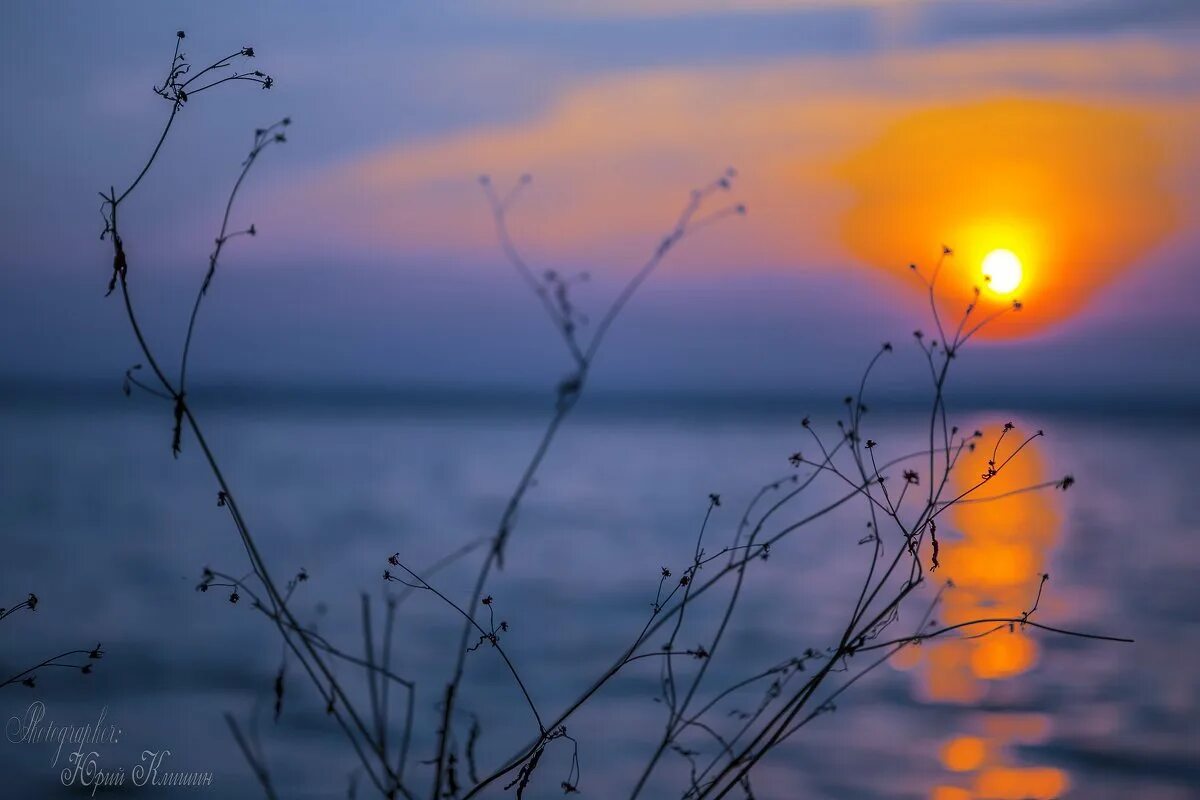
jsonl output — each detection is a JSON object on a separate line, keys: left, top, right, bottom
{"left": 1, "top": 0, "right": 1198, "bottom": 404}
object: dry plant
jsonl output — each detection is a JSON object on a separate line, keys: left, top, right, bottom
{"left": 1, "top": 593, "right": 103, "bottom": 690}
{"left": 97, "top": 32, "right": 1130, "bottom": 800}
{"left": 99, "top": 31, "right": 419, "bottom": 800}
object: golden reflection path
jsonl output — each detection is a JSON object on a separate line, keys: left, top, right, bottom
{"left": 891, "top": 418, "right": 1070, "bottom": 799}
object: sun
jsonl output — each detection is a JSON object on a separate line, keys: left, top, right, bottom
{"left": 981, "top": 249, "right": 1023, "bottom": 295}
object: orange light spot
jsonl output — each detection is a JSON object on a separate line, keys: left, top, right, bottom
{"left": 971, "top": 633, "right": 1037, "bottom": 680}
{"left": 931, "top": 787, "right": 972, "bottom": 800}
{"left": 951, "top": 541, "right": 1037, "bottom": 588}
{"left": 975, "top": 767, "right": 1068, "bottom": 799}
{"left": 941, "top": 736, "right": 988, "bottom": 772}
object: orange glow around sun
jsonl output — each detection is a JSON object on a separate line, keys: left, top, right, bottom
{"left": 838, "top": 98, "right": 1177, "bottom": 338}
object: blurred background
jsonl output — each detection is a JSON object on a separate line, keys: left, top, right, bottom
{"left": 1, "top": 1, "right": 1198, "bottom": 798}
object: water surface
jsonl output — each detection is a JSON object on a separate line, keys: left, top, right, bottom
{"left": 1, "top": 396, "right": 1196, "bottom": 798}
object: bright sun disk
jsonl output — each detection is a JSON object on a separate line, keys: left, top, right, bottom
{"left": 981, "top": 249, "right": 1023, "bottom": 294}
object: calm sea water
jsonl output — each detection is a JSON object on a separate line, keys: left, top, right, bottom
{"left": 1, "top": 396, "right": 1197, "bottom": 799}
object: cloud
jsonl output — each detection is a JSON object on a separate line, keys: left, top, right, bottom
{"left": 264, "top": 37, "right": 1198, "bottom": 321}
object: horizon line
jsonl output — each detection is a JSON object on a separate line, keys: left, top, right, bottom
{"left": 1, "top": 377, "right": 1195, "bottom": 419}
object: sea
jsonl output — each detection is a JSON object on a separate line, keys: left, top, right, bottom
{"left": 1, "top": 389, "right": 1196, "bottom": 799}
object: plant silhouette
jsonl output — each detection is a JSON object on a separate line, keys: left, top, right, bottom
{"left": 96, "top": 30, "right": 1131, "bottom": 800}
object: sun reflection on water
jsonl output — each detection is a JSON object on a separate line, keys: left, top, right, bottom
{"left": 893, "top": 419, "right": 1070, "bottom": 799}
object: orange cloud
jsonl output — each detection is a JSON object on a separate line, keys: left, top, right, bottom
{"left": 838, "top": 98, "right": 1179, "bottom": 338}
{"left": 271, "top": 38, "right": 1197, "bottom": 317}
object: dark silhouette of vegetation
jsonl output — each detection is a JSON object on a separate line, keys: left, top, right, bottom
{"left": 423, "top": 170, "right": 746, "bottom": 799}
{"left": 1, "top": 593, "right": 103, "bottom": 689}
{"left": 96, "top": 30, "right": 1131, "bottom": 800}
